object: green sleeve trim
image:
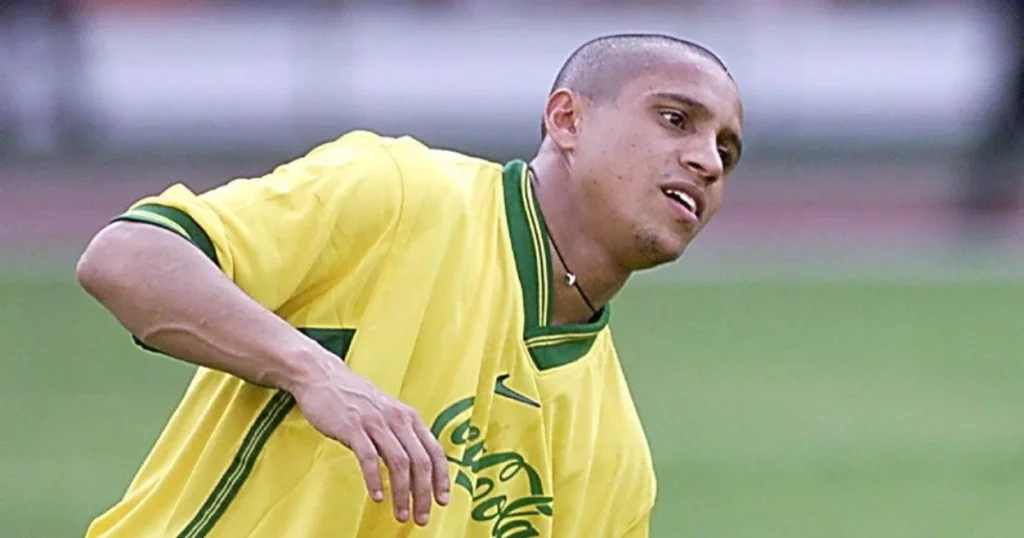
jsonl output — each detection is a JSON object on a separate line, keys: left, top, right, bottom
{"left": 111, "top": 204, "right": 220, "bottom": 356}
{"left": 112, "top": 204, "right": 220, "bottom": 267}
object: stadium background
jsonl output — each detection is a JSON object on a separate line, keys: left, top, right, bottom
{"left": 2, "top": 1, "right": 1022, "bottom": 536}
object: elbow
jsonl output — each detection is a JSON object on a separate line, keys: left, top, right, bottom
{"left": 75, "top": 223, "right": 137, "bottom": 301}
{"left": 75, "top": 248, "right": 108, "bottom": 300}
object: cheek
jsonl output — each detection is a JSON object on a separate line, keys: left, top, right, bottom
{"left": 703, "top": 184, "right": 725, "bottom": 221}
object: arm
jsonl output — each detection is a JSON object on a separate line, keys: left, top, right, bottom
{"left": 76, "top": 138, "right": 450, "bottom": 527}
{"left": 77, "top": 221, "right": 448, "bottom": 527}
{"left": 77, "top": 221, "right": 448, "bottom": 526}
{"left": 76, "top": 221, "right": 329, "bottom": 393}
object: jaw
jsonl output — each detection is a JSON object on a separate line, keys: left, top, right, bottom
{"left": 627, "top": 224, "right": 694, "bottom": 270}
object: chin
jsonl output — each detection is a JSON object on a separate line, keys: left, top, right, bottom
{"left": 633, "top": 229, "right": 691, "bottom": 269}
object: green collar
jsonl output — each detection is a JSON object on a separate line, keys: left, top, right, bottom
{"left": 502, "top": 160, "right": 611, "bottom": 371}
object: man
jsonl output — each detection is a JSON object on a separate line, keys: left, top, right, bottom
{"left": 76, "top": 33, "right": 744, "bottom": 538}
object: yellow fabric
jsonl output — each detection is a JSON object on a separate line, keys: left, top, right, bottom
{"left": 86, "top": 131, "right": 656, "bottom": 538}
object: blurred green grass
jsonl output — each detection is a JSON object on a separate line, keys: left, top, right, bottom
{"left": 2, "top": 268, "right": 1023, "bottom": 537}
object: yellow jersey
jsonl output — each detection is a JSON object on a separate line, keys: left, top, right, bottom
{"left": 85, "top": 131, "right": 657, "bottom": 538}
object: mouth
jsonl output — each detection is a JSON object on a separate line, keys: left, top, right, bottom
{"left": 662, "top": 187, "right": 700, "bottom": 223}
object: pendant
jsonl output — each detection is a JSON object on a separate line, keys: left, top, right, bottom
{"left": 566, "top": 272, "right": 577, "bottom": 286}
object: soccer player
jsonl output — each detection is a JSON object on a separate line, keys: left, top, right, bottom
{"left": 76, "top": 33, "right": 743, "bottom": 538}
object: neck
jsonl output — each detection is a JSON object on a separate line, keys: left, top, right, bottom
{"left": 528, "top": 152, "right": 631, "bottom": 326}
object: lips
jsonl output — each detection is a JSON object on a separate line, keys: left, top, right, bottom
{"left": 663, "top": 188, "right": 697, "bottom": 215}
{"left": 660, "top": 182, "right": 705, "bottom": 224}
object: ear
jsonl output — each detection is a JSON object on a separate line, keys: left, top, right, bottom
{"left": 542, "top": 89, "right": 584, "bottom": 151}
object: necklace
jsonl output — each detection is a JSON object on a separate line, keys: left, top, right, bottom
{"left": 527, "top": 165, "right": 599, "bottom": 317}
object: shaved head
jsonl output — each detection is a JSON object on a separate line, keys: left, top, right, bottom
{"left": 541, "top": 33, "right": 730, "bottom": 138}
{"left": 532, "top": 30, "right": 743, "bottom": 272}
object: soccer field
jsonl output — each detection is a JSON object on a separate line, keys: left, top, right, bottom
{"left": 3, "top": 267, "right": 1022, "bottom": 537}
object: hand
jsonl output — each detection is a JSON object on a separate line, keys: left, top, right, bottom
{"left": 289, "top": 362, "right": 450, "bottom": 527}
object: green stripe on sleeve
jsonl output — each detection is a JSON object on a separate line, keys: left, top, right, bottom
{"left": 112, "top": 204, "right": 220, "bottom": 267}
{"left": 111, "top": 204, "right": 221, "bottom": 356}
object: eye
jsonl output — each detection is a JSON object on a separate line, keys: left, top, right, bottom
{"left": 660, "top": 110, "right": 689, "bottom": 130}
{"left": 718, "top": 147, "right": 733, "bottom": 168}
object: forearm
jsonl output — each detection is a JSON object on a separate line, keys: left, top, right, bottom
{"left": 76, "top": 221, "right": 338, "bottom": 392}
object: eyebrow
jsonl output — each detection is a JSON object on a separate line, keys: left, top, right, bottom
{"left": 651, "top": 91, "right": 707, "bottom": 112}
{"left": 652, "top": 91, "right": 744, "bottom": 160}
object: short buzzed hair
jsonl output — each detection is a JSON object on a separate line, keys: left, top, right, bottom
{"left": 541, "top": 33, "right": 730, "bottom": 138}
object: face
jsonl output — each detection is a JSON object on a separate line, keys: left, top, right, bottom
{"left": 545, "top": 52, "right": 744, "bottom": 270}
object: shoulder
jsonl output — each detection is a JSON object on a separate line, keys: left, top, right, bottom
{"left": 380, "top": 133, "right": 503, "bottom": 197}
{"left": 196, "top": 130, "right": 407, "bottom": 212}
{"left": 359, "top": 132, "right": 506, "bottom": 221}
{"left": 278, "top": 130, "right": 505, "bottom": 235}
{"left": 313, "top": 130, "right": 500, "bottom": 189}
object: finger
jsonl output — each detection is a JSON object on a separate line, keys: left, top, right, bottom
{"left": 368, "top": 418, "right": 412, "bottom": 523}
{"left": 345, "top": 429, "right": 385, "bottom": 503}
{"left": 393, "top": 419, "right": 435, "bottom": 526}
{"left": 413, "top": 419, "right": 450, "bottom": 506}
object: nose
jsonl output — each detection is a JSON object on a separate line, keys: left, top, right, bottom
{"left": 681, "top": 140, "right": 724, "bottom": 185}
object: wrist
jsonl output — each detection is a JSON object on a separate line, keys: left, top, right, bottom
{"left": 267, "top": 340, "right": 344, "bottom": 395}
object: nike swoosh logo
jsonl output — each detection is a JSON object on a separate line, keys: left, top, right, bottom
{"left": 494, "top": 374, "right": 541, "bottom": 408}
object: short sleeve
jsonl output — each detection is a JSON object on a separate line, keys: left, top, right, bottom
{"left": 112, "top": 131, "right": 406, "bottom": 312}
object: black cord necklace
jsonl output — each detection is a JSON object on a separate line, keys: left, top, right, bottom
{"left": 527, "top": 165, "right": 599, "bottom": 317}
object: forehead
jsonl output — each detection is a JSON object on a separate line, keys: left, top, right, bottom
{"left": 621, "top": 52, "right": 743, "bottom": 131}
